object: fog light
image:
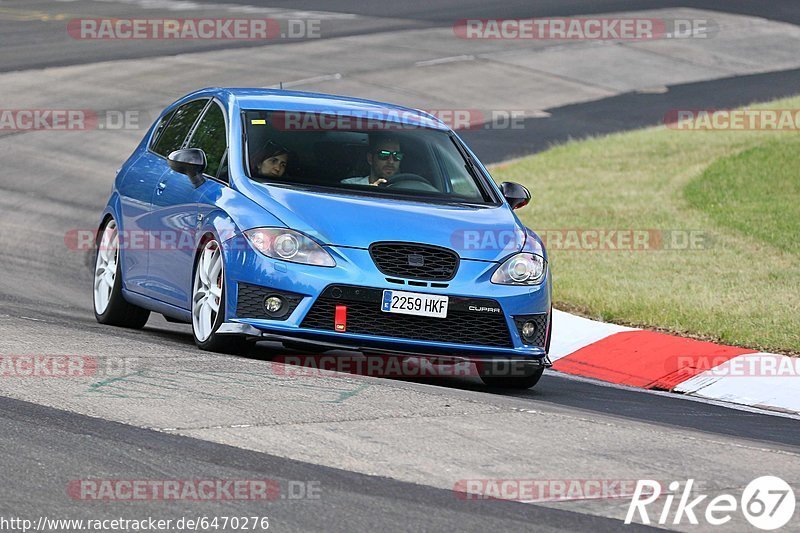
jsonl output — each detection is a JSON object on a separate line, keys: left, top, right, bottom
{"left": 264, "top": 296, "right": 284, "bottom": 313}
{"left": 521, "top": 321, "right": 537, "bottom": 342}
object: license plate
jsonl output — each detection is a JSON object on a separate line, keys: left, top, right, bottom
{"left": 381, "top": 290, "right": 449, "bottom": 319}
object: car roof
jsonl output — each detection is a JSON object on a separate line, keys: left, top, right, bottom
{"left": 198, "top": 87, "right": 449, "bottom": 131}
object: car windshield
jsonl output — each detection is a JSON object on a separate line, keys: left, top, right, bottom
{"left": 242, "top": 110, "right": 496, "bottom": 204}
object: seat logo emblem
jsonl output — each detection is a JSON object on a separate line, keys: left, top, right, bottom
{"left": 408, "top": 254, "right": 424, "bottom": 267}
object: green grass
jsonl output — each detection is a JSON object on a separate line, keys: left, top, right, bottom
{"left": 685, "top": 138, "right": 800, "bottom": 256}
{"left": 490, "top": 96, "right": 800, "bottom": 354}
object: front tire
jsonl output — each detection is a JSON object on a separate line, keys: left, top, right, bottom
{"left": 93, "top": 218, "right": 150, "bottom": 328}
{"left": 191, "top": 237, "right": 245, "bottom": 354}
{"left": 481, "top": 312, "right": 552, "bottom": 389}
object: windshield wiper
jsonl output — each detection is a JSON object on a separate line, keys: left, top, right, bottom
{"left": 448, "top": 133, "right": 480, "bottom": 180}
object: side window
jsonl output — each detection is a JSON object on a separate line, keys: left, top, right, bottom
{"left": 187, "top": 103, "right": 227, "bottom": 178}
{"left": 151, "top": 100, "right": 208, "bottom": 157}
{"left": 150, "top": 109, "right": 175, "bottom": 150}
{"left": 217, "top": 151, "right": 229, "bottom": 183}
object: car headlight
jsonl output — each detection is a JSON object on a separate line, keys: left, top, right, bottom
{"left": 244, "top": 228, "right": 335, "bottom": 267}
{"left": 491, "top": 253, "right": 546, "bottom": 285}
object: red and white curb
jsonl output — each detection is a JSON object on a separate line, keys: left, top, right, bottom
{"left": 550, "top": 310, "right": 800, "bottom": 416}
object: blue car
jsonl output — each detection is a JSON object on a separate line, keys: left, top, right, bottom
{"left": 93, "top": 88, "right": 552, "bottom": 388}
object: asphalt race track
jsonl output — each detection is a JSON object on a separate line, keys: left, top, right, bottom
{"left": 3, "top": 0, "right": 800, "bottom": 72}
{"left": 1, "top": 1, "right": 799, "bottom": 531}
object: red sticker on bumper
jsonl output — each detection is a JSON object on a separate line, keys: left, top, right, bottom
{"left": 334, "top": 305, "right": 347, "bottom": 332}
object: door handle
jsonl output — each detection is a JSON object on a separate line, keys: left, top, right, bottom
{"left": 156, "top": 180, "right": 167, "bottom": 195}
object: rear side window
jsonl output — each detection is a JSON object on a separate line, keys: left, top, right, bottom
{"left": 187, "top": 102, "right": 227, "bottom": 179}
{"left": 152, "top": 100, "right": 207, "bottom": 157}
{"left": 150, "top": 109, "right": 175, "bottom": 149}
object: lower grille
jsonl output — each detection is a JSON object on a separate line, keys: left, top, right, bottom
{"left": 237, "top": 283, "right": 303, "bottom": 320}
{"left": 300, "top": 285, "right": 512, "bottom": 348}
{"left": 513, "top": 314, "right": 549, "bottom": 348}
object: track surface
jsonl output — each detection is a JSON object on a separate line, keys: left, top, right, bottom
{"left": 3, "top": 0, "right": 800, "bottom": 72}
{"left": 4, "top": 396, "right": 658, "bottom": 532}
{"left": 202, "top": 0, "right": 800, "bottom": 23}
{"left": 1, "top": 1, "right": 799, "bottom": 531}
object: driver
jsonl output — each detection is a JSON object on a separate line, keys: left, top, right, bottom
{"left": 342, "top": 136, "right": 403, "bottom": 187}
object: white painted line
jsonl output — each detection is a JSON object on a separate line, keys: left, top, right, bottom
{"left": 266, "top": 73, "right": 342, "bottom": 89}
{"left": 415, "top": 55, "right": 475, "bottom": 67}
{"left": 635, "top": 86, "right": 669, "bottom": 94}
{"left": 56, "top": 0, "right": 360, "bottom": 18}
{"left": 19, "top": 316, "right": 46, "bottom": 322}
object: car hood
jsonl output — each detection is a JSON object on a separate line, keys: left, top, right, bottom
{"left": 243, "top": 184, "right": 525, "bottom": 262}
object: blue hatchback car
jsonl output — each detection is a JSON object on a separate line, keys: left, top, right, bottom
{"left": 93, "top": 88, "right": 552, "bottom": 388}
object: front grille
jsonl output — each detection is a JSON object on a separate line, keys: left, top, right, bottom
{"left": 513, "top": 314, "right": 549, "bottom": 348}
{"left": 237, "top": 283, "right": 303, "bottom": 320}
{"left": 301, "top": 285, "right": 512, "bottom": 348}
{"left": 369, "top": 242, "right": 459, "bottom": 281}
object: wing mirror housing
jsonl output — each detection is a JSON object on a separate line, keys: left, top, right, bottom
{"left": 168, "top": 148, "right": 207, "bottom": 188}
{"left": 500, "top": 182, "right": 531, "bottom": 210}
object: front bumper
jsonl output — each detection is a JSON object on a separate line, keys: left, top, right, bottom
{"left": 217, "top": 322, "right": 552, "bottom": 369}
{"left": 222, "top": 241, "right": 552, "bottom": 360}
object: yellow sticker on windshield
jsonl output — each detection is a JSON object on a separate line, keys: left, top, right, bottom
{"left": 251, "top": 119, "right": 267, "bottom": 125}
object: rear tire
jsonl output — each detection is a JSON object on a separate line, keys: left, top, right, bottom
{"left": 191, "top": 237, "right": 246, "bottom": 355}
{"left": 93, "top": 218, "right": 150, "bottom": 329}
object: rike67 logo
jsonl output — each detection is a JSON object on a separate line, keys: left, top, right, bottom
{"left": 626, "top": 476, "right": 796, "bottom": 530}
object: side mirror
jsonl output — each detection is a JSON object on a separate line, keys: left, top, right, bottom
{"left": 168, "top": 148, "right": 206, "bottom": 188}
{"left": 500, "top": 182, "right": 531, "bottom": 210}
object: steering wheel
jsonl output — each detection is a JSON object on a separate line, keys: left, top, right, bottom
{"left": 383, "top": 173, "right": 438, "bottom": 192}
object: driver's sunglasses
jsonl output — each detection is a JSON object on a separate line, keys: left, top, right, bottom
{"left": 375, "top": 150, "right": 404, "bottom": 161}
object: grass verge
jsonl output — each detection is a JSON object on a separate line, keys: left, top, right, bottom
{"left": 491, "top": 96, "right": 800, "bottom": 354}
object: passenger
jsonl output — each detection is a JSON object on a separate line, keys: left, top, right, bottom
{"left": 252, "top": 140, "right": 290, "bottom": 181}
{"left": 342, "top": 136, "right": 404, "bottom": 187}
